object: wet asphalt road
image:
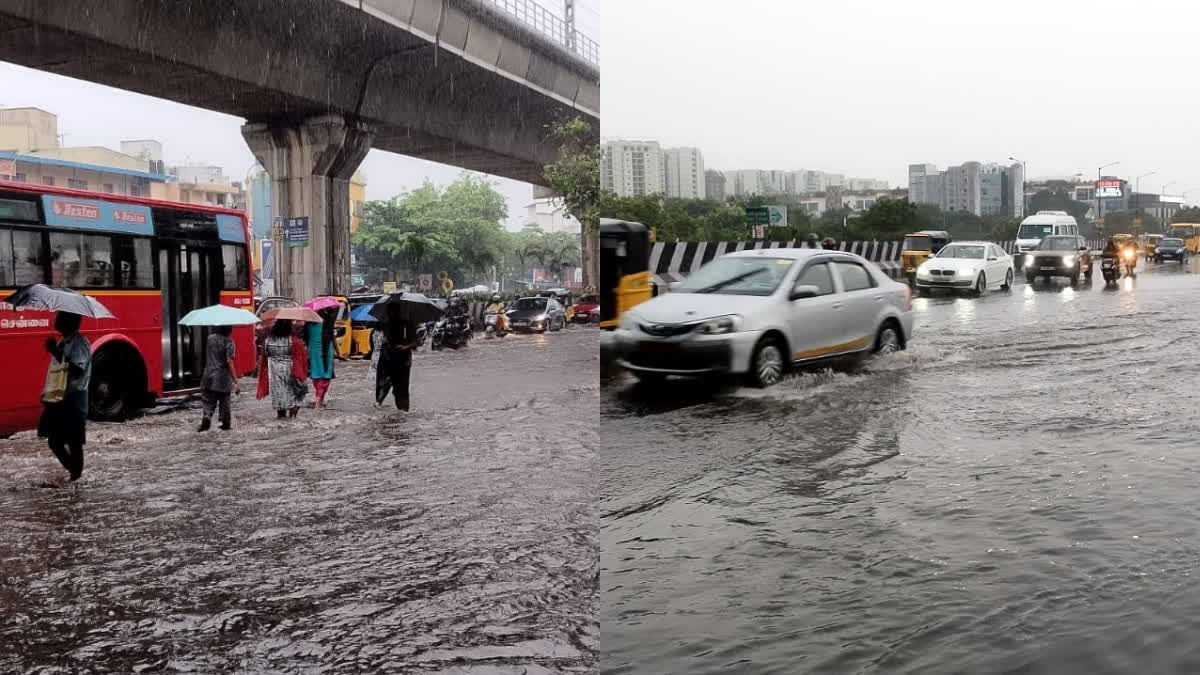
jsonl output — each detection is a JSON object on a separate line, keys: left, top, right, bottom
{"left": 602, "top": 259, "right": 1200, "bottom": 674}
{"left": 0, "top": 327, "right": 598, "bottom": 674}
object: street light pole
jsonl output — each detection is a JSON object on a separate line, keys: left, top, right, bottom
{"left": 1135, "top": 171, "right": 1156, "bottom": 220}
{"left": 1163, "top": 181, "right": 1180, "bottom": 225}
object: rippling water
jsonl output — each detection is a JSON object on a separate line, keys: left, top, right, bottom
{"left": 0, "top": 328, "right": 599, "bottom": 673}
{"left": 602, "top": 264, "right": 1200, "bottom": 674}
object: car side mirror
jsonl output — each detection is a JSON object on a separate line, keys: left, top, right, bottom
{"left": 790, "top": 285, "right": 820, "bottom": 300}
{"left": 987, "top": 256, "right": 997, "bottom": 261}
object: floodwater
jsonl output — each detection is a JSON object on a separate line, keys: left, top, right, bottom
{"left": 602, "top": 261, "right": 1200, "bottom": 674}
{"left": 0, "top": 327, "right": 599, "bottom": 673}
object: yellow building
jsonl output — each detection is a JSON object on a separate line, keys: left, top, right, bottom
{"left": 350, "top": 170, "right": 367, "bottom": 234}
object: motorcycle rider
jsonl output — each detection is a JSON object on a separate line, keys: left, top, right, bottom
{"left": 485, "top": 293, "right": 508, "bottom": 334}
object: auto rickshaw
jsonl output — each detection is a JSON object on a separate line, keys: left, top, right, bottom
{"left": 347, "top": 293, "right": 383, "bottom": 357}
{"left": 327, "top": 296, "right": 353, "bottom": 358}
{"left": 900, "top": 230, "right": 951, "bottom": 285}
{"left": 539, "top": 288, "right": 575, "bottom": 322}
{"left": 600, "top": 218, "right": 652, "bottom": 330}
{"left": 1144, "top": 234, "right": 1163, "bottom": 261}
{"left": 1112, "top": 233, "right": 1137, "bottom": 259}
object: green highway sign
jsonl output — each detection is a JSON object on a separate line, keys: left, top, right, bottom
{"left": 745, "top": 206, "right": 769, "bottom": 225}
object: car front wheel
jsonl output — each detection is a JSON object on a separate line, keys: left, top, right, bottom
{"left": 874, "top": 323, "right": 902, "bottom": 355}
{"left": 746, "top": 338, "right": 785, "bottom": 388}
{"left": 1001, "top": 268, "right": 1013, "bottom": 290}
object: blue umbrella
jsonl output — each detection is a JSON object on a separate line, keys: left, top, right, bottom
{"left": 178, "top": 304, "right": 260, "bottom": 326}
{"left": 349, "top": 304, "right": 378, "bottom": 322}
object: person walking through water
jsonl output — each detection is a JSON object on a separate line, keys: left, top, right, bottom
{"left": 305, "top": 307, "right": 337, "bottom": 408}
{"left": 376, "top": 311, "right": 419, "bottom": 411}
{"left": 198, "top": 325, "right": 239, "bottom": 431}
{"left": 37, "top": 312, "right": 91, "bottom": 482}
{"left": 256, "top": 318, "right": 308, "bottom": 418}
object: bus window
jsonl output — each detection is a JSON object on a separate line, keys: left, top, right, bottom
{"left": 113, "top": 237, "right": 155, "bottom": 288}
{"left": 11, "top": 229, "right": 45, "bottom": 285}
{"left": 49, "top": 232, "right": 114, "bottom": 288}
{"left": 221, "top": 243, "right": 249, "bottom": 290}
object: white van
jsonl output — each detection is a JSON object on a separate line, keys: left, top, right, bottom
{"left": 1016, "top": 211, "right": 1079, "bottom": 255}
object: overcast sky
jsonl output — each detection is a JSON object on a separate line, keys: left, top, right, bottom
{"left": 604, "top": 0, "right": 1200, "bottom": 197}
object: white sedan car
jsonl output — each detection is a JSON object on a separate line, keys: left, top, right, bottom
{"left": 914, "top": 241, "right": 1014, "bottom": 295}
{"left": 613, "top": 248, "right": 914, "bottom": 387}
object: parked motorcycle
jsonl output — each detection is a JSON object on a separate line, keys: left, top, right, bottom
{"left": 483, "top": 310, "right": 509, "bottom": 339}
{"left": 430, "top": 313, "right": 472, "bottom": 350}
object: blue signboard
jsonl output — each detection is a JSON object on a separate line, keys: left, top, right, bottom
{"left": 41, "top": 195, "right": 153, "bottom": 235}
{"left": 216, "top": 214, "right": 246, "bottom": 243}
{"left": 261, "top": 240, "right": 274, "bottom": 279}
{"left": 284, "top": 217, "right": 309, "bottom": 248}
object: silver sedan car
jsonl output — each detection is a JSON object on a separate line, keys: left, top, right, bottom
{"left": 613, "top": 248, "right": 914, "bottom": 387}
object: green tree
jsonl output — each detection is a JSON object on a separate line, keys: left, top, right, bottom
{"left": 543, "top": 117, "right": 599, "bottom": 289}
{"left": 853, "top": 198, "right": 918, "bottom": 239}
{"left": 352, "top": 195, "right": 459, "bottom": 281}
{"left": 1170, "top": 206, "right": 1200, "bottom": 224}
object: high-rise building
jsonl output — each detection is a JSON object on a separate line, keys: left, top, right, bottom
{"left": 601, "top": 140, "right": 665, "bottom": 197}
{"left": 705, "top": 169, "right": 726, "bottom": 202}
{"left": 736, "top": 169, "right": 763, "bottom": 196}
{"left": 908, "top": 163, "right": 940, "bottom": 205}
{"left": 663, "top": 147, "right": 705, "bottom": 199}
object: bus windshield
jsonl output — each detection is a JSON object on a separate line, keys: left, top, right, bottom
{"left": 1018, "top": 223, "right": 1053, "bottom": 239}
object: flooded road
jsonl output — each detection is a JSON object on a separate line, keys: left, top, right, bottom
{"left": 602, "top": 261, "right": 1200, "bottom": 674}
{"left": 0, "top": 327, "right": 599, "bottom": 673}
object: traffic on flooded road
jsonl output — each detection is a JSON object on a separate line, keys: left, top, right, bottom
{"left": 601, "top": 259, "right": 1200, "bottom": 674}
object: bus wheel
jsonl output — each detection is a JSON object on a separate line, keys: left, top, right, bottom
{"left": 90, "top": 346, "right": 145, "bottom": 421}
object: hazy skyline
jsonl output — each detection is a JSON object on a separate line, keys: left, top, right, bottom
{"left": 0, "top": 62, "right": 535, "bottom": 228}
{"left": 604, "top": 0, "right": 1200, "bottom": 198}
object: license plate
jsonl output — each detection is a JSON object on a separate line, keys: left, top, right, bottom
{"left": 637, "top": 341, "right": 676, "bottom": 355}
{"left": 1040, "top": 266, "right": 1056, "bottom": 271}
{"left": 512, "top": 321, "right": 527, "bottom": 327}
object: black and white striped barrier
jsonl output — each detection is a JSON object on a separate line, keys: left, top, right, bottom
{"left": 649, "top": 239, "right": 1110, "bottom": 286}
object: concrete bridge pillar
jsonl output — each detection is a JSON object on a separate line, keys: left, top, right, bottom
{"left": 242, "top": 115, "right": 375, "bottom": 301}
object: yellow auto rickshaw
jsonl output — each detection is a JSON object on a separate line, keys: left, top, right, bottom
{"left": 348, "top": 293, "right": 383, "bottom": 357}
{"left": 600, "top": 218, "right": 652, "bottom": 330}
{"left": 900, "top": 230, "right": 951, "bottom": 285}
{"left": 330, "top": 296, "right": 353, "bottom": 358}
{"left": 1144, "top": 234, "right": 1163, "bottom": 260}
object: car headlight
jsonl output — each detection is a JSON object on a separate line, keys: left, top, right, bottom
{"left": 916, "top": 264, "right": 930, "bottom": 277}
{"left": 697, "top": 315, "right": 742, "bottom": 335}
{"left": 1063, "top": 255, "right": 1075, "bottom": 266}
{"left": 1025, "top": 255, "right": 1035, "bottom": 266}
{"left": 958, "top": 267, "right": 975, "bottom": 276}
{"left": 535, "top": 314, "right": 547, "bottom": 321}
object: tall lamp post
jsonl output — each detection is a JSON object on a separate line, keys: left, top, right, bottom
{"left": 1097, "top": 161, "right": 1120, "bottom": 230}
{"left": 1135, "top": 171, "right": 1156, "bottom": 221}
{"left": 1162, "top": 181, "right": 1180, "bottom": 225}
{"left": 1009, "top": 156, "right": 1027, "bottom": 216}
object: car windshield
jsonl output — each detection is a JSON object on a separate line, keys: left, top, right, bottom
{"left": 1038, "top": 237, "right": 1076, "bottom": 251}
{"left": 258, "top": 298, "right": 296, "bottom": 315}
{"left": 1161, "top": 238, "right": 1184, "bottom": 247}
{"left": 516, "top": 298, "right": 547, "bottom": 311}
{"left": 937, "top": 244, "right": 986, "bottom": 259}
{"left": 673, "top": 256, "right": 795, "bottom": 296}
{"left": 903, "top": 236, "right": 932, "bottom": 251}
{"left": 1018, "top": 223, "right": 1054, "bottom": 239}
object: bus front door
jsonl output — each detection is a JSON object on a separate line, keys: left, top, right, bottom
{"left": 159, "top": 242, "right": 222, "bottom": 391}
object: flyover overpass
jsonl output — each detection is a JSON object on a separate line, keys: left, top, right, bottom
{"left": 0, "top": 0, "right": 600, "bottom": 299}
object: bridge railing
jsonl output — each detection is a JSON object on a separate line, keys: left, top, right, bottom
{"left": 481, "top": 0, "right": 599, "bottom": 65}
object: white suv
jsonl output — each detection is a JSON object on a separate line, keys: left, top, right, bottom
{"left": 613, "top": 248, "right": 914, "bottom": 387}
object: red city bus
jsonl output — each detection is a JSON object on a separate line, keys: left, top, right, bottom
{"left": 0, "top": 181, "right": 255, "bottom": 436}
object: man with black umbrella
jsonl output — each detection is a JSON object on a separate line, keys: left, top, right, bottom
{"left": 376, "top": 311, "right": 419, "bottom": 411}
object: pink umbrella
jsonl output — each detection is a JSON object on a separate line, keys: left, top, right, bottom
{"left": 303, "top": 296, "right": 342, "bottom": 311}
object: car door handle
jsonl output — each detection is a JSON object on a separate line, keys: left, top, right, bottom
{"left": 873, "top": 294, "right": 884, "bottom": 301}
{"left": 832, "top": 302, "right": 844, "bottom": 310}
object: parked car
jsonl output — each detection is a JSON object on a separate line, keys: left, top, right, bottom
{"left": 572, "top": 294, "right": 600, "bottom": 324}
{"left": 1154, "top": 237, "right": 1188, "bottom": 264}
{"left": 254, "top": 296, "right": 299, "bottom": 349}
{"left": 1024, "top": 235, "right": 1093, "bottom": 285}
{"left": 914, "top": 241, "right": 1014, "bottom": 295}
{"left": 507, "top": 296, "right": 567, "bottom": 333}
{"left": 613, "top": 248, "right": 914, "bottom": 387}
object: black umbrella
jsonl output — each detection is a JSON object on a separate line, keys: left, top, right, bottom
{"left": 368, "top": 292, "right": 444, "bottom": 325}
{"left": 3, "top": 284, "right": 115, "bottom": 319}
